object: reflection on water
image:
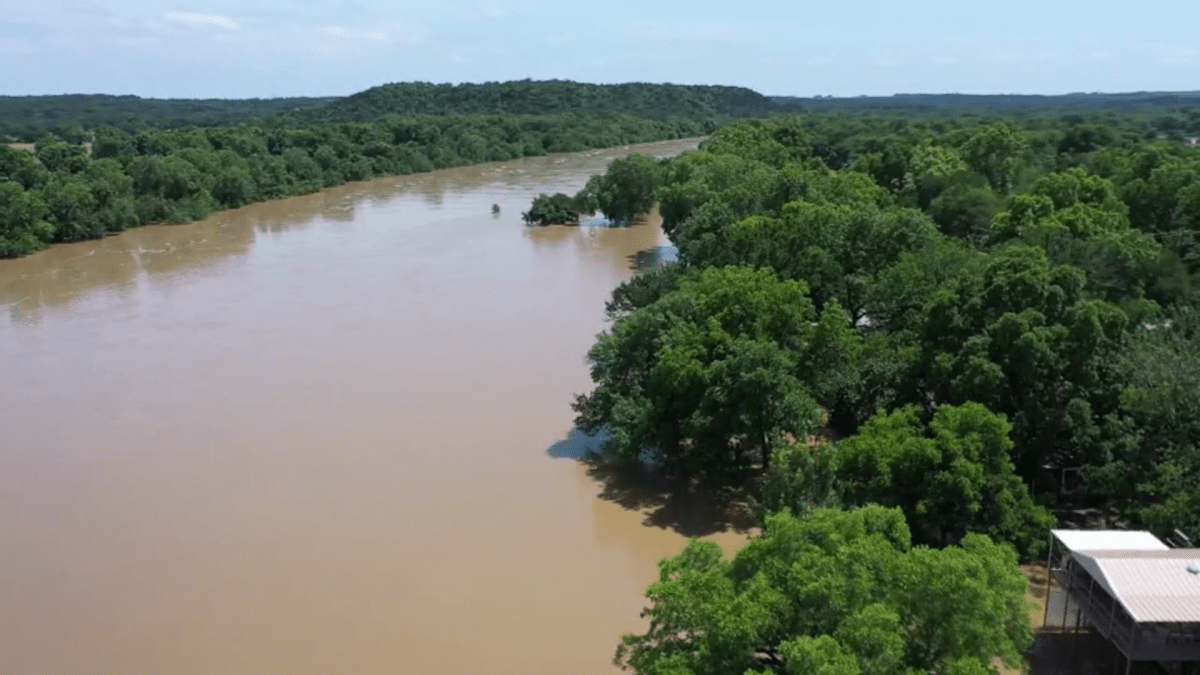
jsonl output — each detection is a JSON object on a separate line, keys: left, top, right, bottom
{"left": 0, "top": 138, "right": 740, "bottom": 675}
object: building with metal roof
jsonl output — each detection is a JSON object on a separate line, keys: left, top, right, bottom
{"left": 1045, "top": 529, "right": 1200, "bottom": 674}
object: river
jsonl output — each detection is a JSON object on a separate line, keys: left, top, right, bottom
{"left": 0, "top": 138, "right": 751, "bottom": 675}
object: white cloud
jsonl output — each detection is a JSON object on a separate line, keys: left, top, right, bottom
{"left": 165, "top": 11, "right": 239, "bottom": 30}
{"left": 475, "top": 3, "right": 513, "bottom": 20}
{"left": 319, "top": 26, "right": 399, "bottom": 43}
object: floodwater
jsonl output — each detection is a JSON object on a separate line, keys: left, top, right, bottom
{"left": 0, "top": 138, "right": 752, "bottom": 675}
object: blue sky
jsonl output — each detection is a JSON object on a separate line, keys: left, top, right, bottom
{"left": 2, "top": 0, "right": 1198, "bottom": 99}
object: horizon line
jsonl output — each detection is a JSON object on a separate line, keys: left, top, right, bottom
{"left": 4, "top": 79, "right": 1200, "bottom": 102}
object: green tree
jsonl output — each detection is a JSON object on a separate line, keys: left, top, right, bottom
{"left": 596, "top": 153, "right": 661, "bottom": 224}
{"left": 0, "top": 145, "right": 51, "bottom": 189}
{"left": 714, "top": 203, "right": 941, "bottom": 322}
{"left": 42, "top": 177, "right": 102, "bottom": 240}
{"left": 918, "top": 246, "right": 1130, "bottom": 477}
{"left": 835, "top": 404, "right": 1054, "bottom": 554}
{"left": 35, "top": 140, "right": 91, "bottom": 175}
{"left": 91, "top": 126, "right": 135, "bottom": 160}
{"left": 960, "top": 124, "right": 1029, "bottom": 194}
{"left": 0, "top": 181, "right": 54, "bottom": 256}
{"left": 928, "top": 184, "right": 1005, "bottom": 244}
{"left": 522, "top": 192, "right": 583, "bottom": 226}
{"left": 615, "top": 506, "right": 1032, "bottom": 675}
{"left": 574, "top": 266, "right": 823, "bottom": 479}
{"left": 1098, "top": 309, "right": 1200, "bottom": 542}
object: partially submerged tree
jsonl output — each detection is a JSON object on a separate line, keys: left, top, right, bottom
{"left": 573, "top": 266, "right": 826, "bottom": 480}
{"left": 522, "top": 192, "right": 584, "bottom": 225}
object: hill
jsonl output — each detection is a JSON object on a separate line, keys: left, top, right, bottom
{"left": 298, "top": 80, "right": 790, "bottom": 123}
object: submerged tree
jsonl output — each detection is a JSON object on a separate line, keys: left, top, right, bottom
{"left": 594, "top": 153, "right": 661, "bottom": 224}
{"left": 522, "top": 192, "right": 584, "bottom": 226}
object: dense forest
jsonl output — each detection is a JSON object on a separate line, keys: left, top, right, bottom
{"left": 533, "top": 110, "right": 1200, "bottom": 674}
{"left": 0, "top": 80, "right": 785, "bottom": 142}
{"left": 776, "top": 91, "right": 1200, "bottom": 114}
{"left": 0, "top": 94, "right": 336, "bottom": 142}
{"left": 0, "top": 111, "right": 710, "bottom": 257}
{"left": 301, "top": 80, "right": 790, "bottom": 124}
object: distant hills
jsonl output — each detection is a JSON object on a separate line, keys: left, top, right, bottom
{"left": 772, "top": 91, "right": 1200, "bottom": 113}
{"left": 297, "top": 80, "right": 789, "bottom": 123}
{"left": 4, "top": 81, "right": 1200, "bottom": 142}
{"left": 0, "top": 81, "right": 786, "bottom": 141}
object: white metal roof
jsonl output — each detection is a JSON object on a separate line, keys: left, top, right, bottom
{"left": 1051, "top": 529, "right": 1169, "bottom": 552}
{"left": 1071, "top": 549, "right": 1200, "bottom": 623}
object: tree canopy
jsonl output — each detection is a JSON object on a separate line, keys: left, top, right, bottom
{"left": 567, "top": 107, "right": 1200, "bottom": 552}
{"left": 616, "top": 506, "right": 1032, "bottom": 675}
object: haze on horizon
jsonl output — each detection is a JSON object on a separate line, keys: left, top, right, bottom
{"left": 2, "top": 0, "right": 1198, "bottom": 100}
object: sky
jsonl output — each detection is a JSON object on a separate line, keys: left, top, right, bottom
{"left": 2, "top": 0, "right": 1199, "bottom": 99}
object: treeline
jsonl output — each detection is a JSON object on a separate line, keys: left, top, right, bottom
{"left": 0, "top": 94, "right": 335, "bottom": 142}
{"left": 0, "top": 113, "right": 704, "bottom": 257}
{"left": 0, "top": 80, "right": 787, "bottom": 143}
{"left": 549, "top": 113, "right": 1200, "bottom": 673}
{"left": 775, "top": 95, "right": 1200, "bottom": 143}
{"left": 777, "top": 90, "right": 1200, "bottom": 117}
{"left": 297, "top": 80, "right": 789, "bottom": 125}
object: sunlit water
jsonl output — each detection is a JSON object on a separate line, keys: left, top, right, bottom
{"left": 0, "top": 138, "right": 751, "bottom": 675}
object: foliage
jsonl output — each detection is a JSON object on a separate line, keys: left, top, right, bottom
{"left": 615, "top": 506, "right": 1033, "bottom": 675}
{"left": 754, "top": 404, "right": 1053, "bottom": 556}
{"left": 593, "top": 154, "right": 662, "bottom": 224}
{"left": 567, "top": 106, "right": 1200, "bottom": 552}
{"left": 0, "top": 110, "right": 710, "bottom": 258}
{"left": 0, "top": 93, "right": 336, "bottom": 141}
{"left": 300, "top": 80, "right": 788, "bottom": 125}
{"left": 573, "top": 266, "right": 824, "bottom": 480}
{"left": 521, "top": 193, "right": 577, "bottom": 225}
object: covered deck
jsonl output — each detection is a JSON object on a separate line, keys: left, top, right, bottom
{"left": 1044, "top": 529, "right": 1200, "bottom": 674}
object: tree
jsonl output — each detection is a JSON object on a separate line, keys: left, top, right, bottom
{"left": 903, "top": 143, "right": 969, "bottom": 201}
{"left": 928, "top": 184, "right": 1005, "bottom": 244}
{"left": 595, "top": 153, "right": 661, "bottom": 224}
{"left": 835, "top": 404, "right": 1054, "bottom": 555}
{"left": 605, "top": 263, "right": 687, "bottom": 320}
{"left": 917, "top": 246, "right": 1130, "bottom": 477}
{"left": 0, "top": 145, "right": 51, "bottom": 189}
{"left": 1097, "top": 308, "right": 1200, "bottom": 543}
{"left": 991, "top": 170, "right": 1164, "bottom": 307}
{"left": 573, "top": 266, "right": 823, "bottom": 479}
{"left": 712, "top": 203, "right": 941, "bottom": 322}
{"left": 1058, "top": 123, "right": 1118, "bottom": 155}
{"left": 522, "top": 192, "right": 583, "bottom": 226}
{"left": 615, "top": 506, "right": 1033, "bottom": 675}
{"left": 960, "top": 124, "right": 1029, "bottom": 194}
{"left": 0, "top": 181, "right": 53, "bottom": 257}
{"left": 34, "top": 140, "right": 91, "bottom": 175}
{"left": 91, "top": 126, "right": 135, "bottom": 160}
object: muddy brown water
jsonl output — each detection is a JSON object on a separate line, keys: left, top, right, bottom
{"left": 0, "top": 138, "right": 752, "bottom": 675}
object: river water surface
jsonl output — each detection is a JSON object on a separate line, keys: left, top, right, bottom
{"left": 0, "top": 138, "right": 751, "bottom": 674}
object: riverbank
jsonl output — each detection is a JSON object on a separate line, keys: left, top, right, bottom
{"left": 0, "top": 109, "right": 708, "bottom": 258}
